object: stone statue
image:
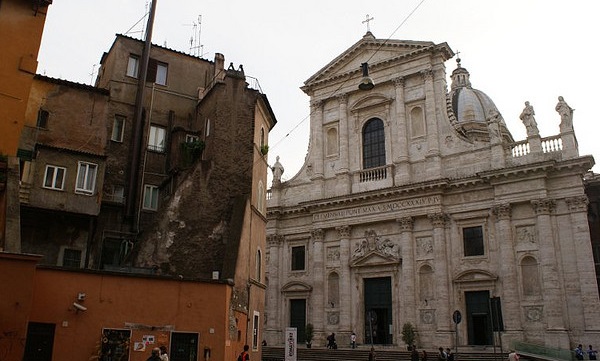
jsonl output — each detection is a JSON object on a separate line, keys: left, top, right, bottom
{"left": 271, "top": 156, "right": 284, "bottom": 185}
{"left": 520, "top": 101, "right": 539, "bottom": 137}
{"left": 555, "top": 96, "right": 574, "bottom": 131}
{"left": 486, "top": 109, "right": 503, "bottom": 143}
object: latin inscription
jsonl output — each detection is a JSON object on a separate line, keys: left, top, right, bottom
{"left": 313, "top": 195, "right": 441, "bottom": 222}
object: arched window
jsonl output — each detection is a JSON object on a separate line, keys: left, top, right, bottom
{"left": 521, "top": 256, "right": 541, "bottom": 296}
{"left": 362, "top": 118, "right": 386, "bottom": 169}
{"left": 258, "top": 181, "right": 265, "bottom": 213}
{"left": 326, "top": 128, "right": 338, "bottom": 156}
{"left": 256, "top": 249, "right": 262, "bottom": 282}
{"left": 419, "top": 265, "right": 434, "bottom": 301}
{"left": 328, "top": 272, "right": 340, "bottom": 307}
{"left": 260, "top": 128, "right": 265, "bottom": 147}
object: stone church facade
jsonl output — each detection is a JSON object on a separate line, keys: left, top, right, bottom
{"left": 265, "top": 32, "right": 599, "bottom": 350}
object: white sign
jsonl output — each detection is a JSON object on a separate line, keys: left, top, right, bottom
{"left": 284, "top": 327, "right": 297, "bottom": 361}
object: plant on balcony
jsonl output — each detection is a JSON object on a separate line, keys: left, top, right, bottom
{"left": 260, "top": 144, "right": 269, "bottom": 155}
{"left": 181, "top": 140, "right": 205, "bottom": 166}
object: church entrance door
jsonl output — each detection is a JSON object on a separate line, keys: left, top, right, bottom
{"left": 364, "top": 277, "right": 392, "bottom": 345}
{"left": 290, "top": 299, "right": 307, "bottom": 343}
{"left": 465, "top": 291, "right": 493, "bottom": 345}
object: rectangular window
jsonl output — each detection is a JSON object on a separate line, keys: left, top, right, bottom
{"left": 37, "top": 109, "right": 49, "bottom": 128}
{"left": 291, "top": 245, "right": 306, "bottom": 271}
{"left": 111, "top": 115, "right": 125, "bottom": 142}
{"left": 147, "top": 58, "right": 168, "bottom": 85}
{"left": 43, "top": 165, "right": 66, "bottom": 190}
{"left": 126, "top": 55, "right": 139, "bottom": 78}
{"left": 62, "top": 248, "right": 82, "bottom": 268}
{"left": 463, "top": 226, "right": 484, "bottom": 256}
{"left": 75, "top": 161, "right": 98, "bottom": 195}
{"left": 143, "top": 185, "right": 159, "bottom": 210}
{"left": 148, "top": 125, "right": 166, "bottom": 152}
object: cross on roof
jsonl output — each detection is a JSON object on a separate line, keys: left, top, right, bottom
{"left": 362, "top": 14, "right": 374, "bottom": 32}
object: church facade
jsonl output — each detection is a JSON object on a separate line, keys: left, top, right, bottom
{"left": 265, "top": 32, "right": 599, "bottom": 351}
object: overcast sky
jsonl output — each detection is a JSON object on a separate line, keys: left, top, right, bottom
{"left": 38, "top": 0, "right": 600, "bottom": 182}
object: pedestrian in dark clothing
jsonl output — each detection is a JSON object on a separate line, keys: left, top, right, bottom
{"left": 368, "top": 347, "right": 376, "bottom": 361}
{"left": 411, "top": 348, "right": 420, "bottom": 361}
{"left": 147, "top": 348, "right": 161, "bottom": 361}
{"left": 421, "top": 350, "right": 428, "bottom": 361}
{"left": 589, "top": 345, "right": 598, "bottom": 360}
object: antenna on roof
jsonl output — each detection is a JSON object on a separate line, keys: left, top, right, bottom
{"left": 188, "top": 15, "right": 204, "bottom": 57}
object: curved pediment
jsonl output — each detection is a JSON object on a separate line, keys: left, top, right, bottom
{"left": 281, "top": 281, "right": 313, "bottom": 293}
{"left": 453, "top": 269, "right": 498, "bottom": 284}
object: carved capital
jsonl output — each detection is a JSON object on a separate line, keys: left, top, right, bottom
{"left": 311, "top": 228, "right": 324, "bottom": 241}
{"left": 337, "top": 93, "right": 348, "bottom": 105}
{"left": 492, "top": 203, "right": 511, "bottom": 220}
{"left": 396, "top": 216, "right": 414, "bottom": 232}
{"left": 267, "top": 234, "right": 284, "bottom": 246}
{"left": 565, "top": 196, "right": 588, "bottom": 212}
{"left": 420, "top": 69, "right": 434, "bottom": 82}
{"left": 336, "top": 225, "right": 351, "bottom": 238}
{"left": 531, "top": 199, "right": 556, "bottom": 215}
{"left": 310, "top": 100, "right": 323, "bottom": 111}
{"left": 428, "top": 213, "right": 448, "bottom": 228}
{"left": 393, "top": 77, "right": 405, "bottom": 88}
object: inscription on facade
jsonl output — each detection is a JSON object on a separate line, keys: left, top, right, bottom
{"left": 313, "top": 196, "right": 441, "bottom": 222}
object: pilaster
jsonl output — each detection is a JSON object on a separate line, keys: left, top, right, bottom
{"left": 428, "top": 212, "right": 451, "bottom": 338}
{"left": 336, "top": 225, "right": 352, "bottom": 333}
{"left": 311, "top": 228, "right": 326, "bottom": 332}
{"left": 397, "top": 217, "right": 416, "bottom": 325}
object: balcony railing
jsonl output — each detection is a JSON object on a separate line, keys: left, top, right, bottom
{"left": 358, "top": 165, "right": 388, "bottom": 183}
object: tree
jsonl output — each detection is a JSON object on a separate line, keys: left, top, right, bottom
{"left": 401, "top": 322, "right": 417, "bottom": 349}
{"left": 305, "top": 323, "right": 314, "bottom": 348}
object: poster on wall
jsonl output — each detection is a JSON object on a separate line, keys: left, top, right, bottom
{"left": 134, "top": 342, "right": 146, "bottom": 352}
{"left": 143, "top": 335, "right": 155, "bottom": 345}
{"left": 284, "top": 327, "right": 297, "bottom": 361}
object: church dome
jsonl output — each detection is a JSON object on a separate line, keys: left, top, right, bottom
{"left": 448, "top": 58, "right": 513, "bottom": 142}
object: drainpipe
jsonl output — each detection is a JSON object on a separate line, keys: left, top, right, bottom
{"left": 126, "top": 0, "right": 157, "bottom": 223}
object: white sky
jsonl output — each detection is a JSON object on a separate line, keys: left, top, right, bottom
{"left": 38, "top": 0, "right": 600, "bottom": 182}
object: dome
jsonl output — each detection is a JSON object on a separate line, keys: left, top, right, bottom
{"left": 448, "top": 58, "right": 513, "bottom": 142}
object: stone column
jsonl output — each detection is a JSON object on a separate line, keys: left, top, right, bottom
{"left": 266, "top": 234, "right": 284, "bottom": 343}
{"left": 337, "top": 94, "right": 349, "bottom": 173}
{"left": 336, "top": 225, "right": 352, "bottom": 334}
{"left": 393, "top": 77, "right": 410, "bottom": 185}
{"left": 429, "top": 213, "right": 451, "bottom": 340}
{"left": 422, "top": 69, "right": 441, "bottom": 179}
{"left": 566, "top": 196, "right": 600, "bottom": 330}
{"left": 491, "top": 204, "right": 521, "bottom": 332}
{"left": 397, "top": 217, "right": 416, "bottom": 325}
{"left": 531, "top": 199, "right": 566, "bottom": 333}
{"left": 311, "top": 229, "right": 326, "bottom": 333}
{"left": 310, "top": 100, "right": 324, "bottom": 179}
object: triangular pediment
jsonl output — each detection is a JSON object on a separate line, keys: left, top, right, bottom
{"left": 350, "top": 250, "right": 400, "bottom": 268}
{"left": 303, "top": 33, "right": 452, "bottom": 91}
{"left": 281, "top": 281, "right": 313, "bottom": 293}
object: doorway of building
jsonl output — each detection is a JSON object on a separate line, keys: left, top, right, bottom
{"left": 290, "top": 299, "right": 307, "bottom": 343}
{"left": 364, "top": 277, "right": 392, "bottom": 345}
{"left": 170, "top": 332, "right": 198, "bottom": 361}
{"left": 23, "top": 322, "right": 55, "bottom": 361}
{"left": 465, "top": 290, "right": 493, "bottom": 345}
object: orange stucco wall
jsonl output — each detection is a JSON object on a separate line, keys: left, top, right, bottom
{"left": 0, "top": 0, "right": 49, "bottom": 156}
{"left": 0, "top": 253, "right": 253, "bottom": 361}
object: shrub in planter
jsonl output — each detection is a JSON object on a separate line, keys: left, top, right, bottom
{"left": 305, "top": 323, "right": 314, "bottom": 348}
{"left": 401, "top": 322, "right": 417, "bottom": 350}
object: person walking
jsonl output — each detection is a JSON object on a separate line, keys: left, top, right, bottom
{"left": 351, "top": 332, "right": 357, "bottom": 349}
{"left": 589, "top": 345, "right": 598, "bottom": 360}
{"left": 368, "top": 347, "right": 376, "bottom": 361}
{"left": 421, "top": 350, "right": 428, "bottom": 361}
{"left": 146, "top": 348, "right": 161, "bottom": 361}
{"left": 238, "top": 345, "right": 250, "bottom": 361}
{"left": 159, "top": 346, "right": 169, "bottom": 361}
{"left": 508, "top": 349, "right": 520, "bottom": 361}
{"left": 437, "top": 347, "right": 447, "bottom": 361}
{"left": 575, "top": 344, "right": 585, "bottom": 360}
{"left": 411, "top": 347, "right": 420, "bottom": 361}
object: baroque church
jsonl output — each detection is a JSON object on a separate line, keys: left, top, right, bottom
{"left": 265, "top": 32, "right": 599, "bottom": 351}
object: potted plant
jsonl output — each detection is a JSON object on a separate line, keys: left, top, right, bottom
{"left": 305, "top": 323, "right": 314, "bottom": 348}
{"left": 401, "top": 322, "right": 417, "bottom": 350}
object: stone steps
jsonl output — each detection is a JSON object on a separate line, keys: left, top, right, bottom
{"left": 262, "top": 346, "right": 513, "bottom": 361}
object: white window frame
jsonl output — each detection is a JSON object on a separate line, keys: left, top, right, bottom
{"left": 156, "top": 62, "right": 168, "bottom": 85}
{"left": 143, "top": 184, "right": 159, "bottom": 210}
{"left": 111, "top": 115, "right": 125, "bottom": 142}
{"left": 148, "top": 125, "right": 166, "bottom": 152}
{"left": 186, "top": 134, "right": 200, "bottom": 143}
{"left": 43, "top": 165, "right": 66, "bottom": 190}
{"left": 126, "top": 55, "right": 139, "bottom": 78}
{"left": 75, "top": 161, "right": 98, "bottom": 195}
